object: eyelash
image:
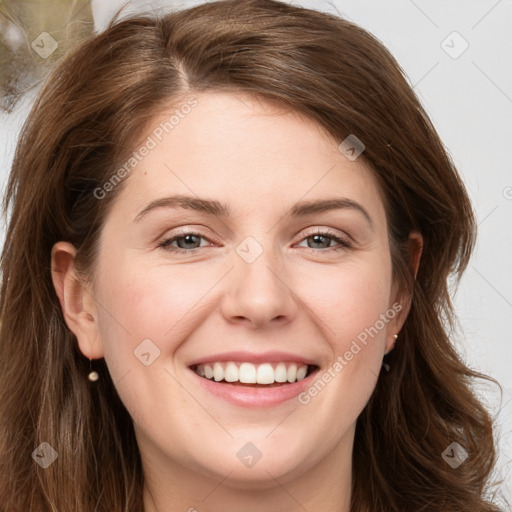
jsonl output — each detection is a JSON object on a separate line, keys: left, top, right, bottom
{"left": 158, "top": 229, "right": 352, "bottom": 254}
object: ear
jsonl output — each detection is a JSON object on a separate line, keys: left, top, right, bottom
{"left": 409, "top": 231, "right": 423, "bottom": 280}
{"left": 385, "top": 231, "right": 423, "bottom": 353}
{"left": 51, "top": 241, "right": 104, "bottom": 359}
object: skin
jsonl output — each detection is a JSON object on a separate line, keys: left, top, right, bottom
{"left": 52, "top": 92, "right": 422, "bottom": 512}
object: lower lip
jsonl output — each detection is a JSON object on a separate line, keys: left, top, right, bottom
{"left": 190, "top": 367, "right": 318, "bottom": 408}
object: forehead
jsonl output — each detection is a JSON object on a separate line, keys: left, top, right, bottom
{"left": 111, "top": 92, "right": 386, "bottom": 228}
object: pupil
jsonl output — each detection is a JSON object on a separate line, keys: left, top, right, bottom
{"left": 179, "top": 234, "right": 199, "bottom": 249}
{"left": 311, "top": 234, "right": 328, "bottom": 248}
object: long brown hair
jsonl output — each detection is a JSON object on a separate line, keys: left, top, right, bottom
{"left": 0, "top": 1, "right": 502, "bottom": 510}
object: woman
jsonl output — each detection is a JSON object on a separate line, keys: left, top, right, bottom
{"left": 0, "top": 0, "right": 503, "bottom": 510}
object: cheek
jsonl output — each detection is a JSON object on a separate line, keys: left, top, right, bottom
{"left": 92, "top": 259, "right": 205, "bottom": 428}
{"left": 296, "top": 258, "right": 393, "bottom": 407}
{"left": 302, "top": 256, "right": 393, "bottom": 343}
{"left": 97, "top": 256, "right": 209, "bottom": 334}
{"left": 93, "top": 255, "right": 224, "bottom": 374}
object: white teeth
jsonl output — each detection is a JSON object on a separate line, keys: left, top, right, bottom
{"left": 213, "top": 362, "right": 224, "bottom": 382}
{"left": 256, "top": 363, "right": 274, "bottom": 384}
{"left": 239, "top": 362, "right": 257, "bottom": 383}
{"left": 224, "top": 362, "right": 239, "bottom": 382}
{"left": 195, "top": 361, "right": 310, "bottom": 384}
{"left": 274, "top": 363, "right": 288, "bottom": 382}
{"left": 204, "top": 365, "right": 214, "bottom": 379}
{"left": 296, "top": 365, "right": 308, "bottom": 381}
{"left": 287, "top": 364, "right": 297, "bottom": 383}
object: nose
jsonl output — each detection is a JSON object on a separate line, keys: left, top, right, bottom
{"left": 220, "top": 240, "right": 298, "bottom": 329}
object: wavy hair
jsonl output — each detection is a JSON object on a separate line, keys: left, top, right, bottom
{"left": 0, "top": 1, "right": 502, "bottom": 510}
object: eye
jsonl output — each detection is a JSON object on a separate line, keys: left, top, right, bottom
{"left": 158, "top": 231, "right": 213, "bottom": 254}
{"left": 158, "top": 228, "right": 352, "bottom": 255}
{"left": 296, "top": 229, "right": 352, "bottom": 252}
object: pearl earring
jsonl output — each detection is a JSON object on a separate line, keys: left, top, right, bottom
{"left": 387, "top": 334, "right": 398, "bottom": 354}
{"left": 382, "top": 334, "right": 399, "bottom": 373}
{"left": 88, "top": 359, "right": 99, "bottom": 382}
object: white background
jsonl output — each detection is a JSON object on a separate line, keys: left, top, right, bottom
{"left": 1, "top": 0, "right": 510, "bottom": 504}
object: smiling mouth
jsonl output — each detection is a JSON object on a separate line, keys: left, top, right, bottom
{"left": 191, "top": 361, "right": 319, "bottom": 387}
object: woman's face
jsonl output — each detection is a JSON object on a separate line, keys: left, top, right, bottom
{"left": 61, "top": 92, "right": 407, "bottom": 492}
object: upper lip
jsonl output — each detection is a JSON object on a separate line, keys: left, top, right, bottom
{"left": 187, "top": 351, "right": 318, "bottom": 367}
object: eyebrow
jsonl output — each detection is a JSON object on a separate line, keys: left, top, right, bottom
{"left": 133, "top": 194, "right": 373, "bottom": 228}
